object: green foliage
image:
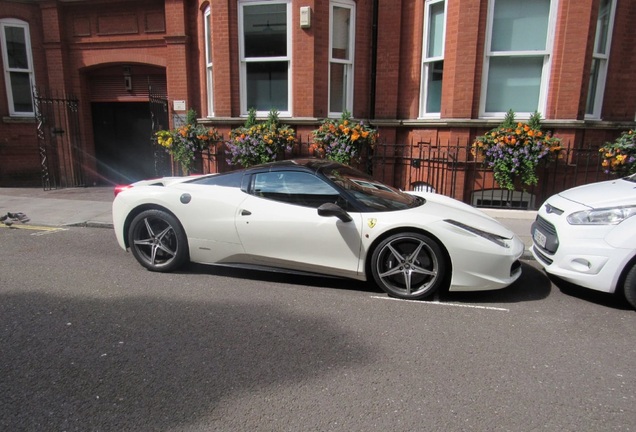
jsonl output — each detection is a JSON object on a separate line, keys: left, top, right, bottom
{"left": 310, "top": 111, "right": 378, "bottom": 165}
{"left": 226, "top": 108, "right": 297, "bottom": 167}
{"left": 600, "top": 130, "right": 636, "bottom": 176}
{"left": 472, "top": 111, "right": 561, "bottom": 191}
{"left": 155, "top": 110, "right": 220, "bottom": 175}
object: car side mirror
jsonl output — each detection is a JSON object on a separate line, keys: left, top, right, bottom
{"left": 317, "top": 202, "right": 352, "bottom": 223}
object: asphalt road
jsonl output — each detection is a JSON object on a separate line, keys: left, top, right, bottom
{"left": 1, "top": 226, "right": 634, "bottom": 431}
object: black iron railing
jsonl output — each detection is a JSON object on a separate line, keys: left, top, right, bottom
{"left": 203, "top": 138, "right": 616, "bottom": 210}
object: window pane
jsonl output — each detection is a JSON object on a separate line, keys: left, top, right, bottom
{"left": 243, "top": 3, "right": 287, "bottom": 58}
{"left": 491, "top": 0, "right": 550, "bottom": 51}
{"left": 426, "top": 61, "right": 444, "bottom": 113}
{"left": 205, "top": 12, "right": 212, "bottom": 62}
{"left": 427, "top": 2, "right": 445, "bottom": 58}
{"left": 485, "top": 56, "right": 543, "bottom": 112}
{"left": 594, "top": 0, "right": 611, "bottom": 55}
{"left": 255, "top": 172, "right": 339, "bottom": 207}
{"left": 10, "top": 71, "right": 33, "bottom": 112}
{"left": 246, "top": 61, "right": 288, "bottom": 111}
{"left": 332, "top": 6, "right": 351, "bottom": 61}
{"left": 586, "top": 58, "right": 601, "bottom": 115}
{"left": 329, "top": 62, "right": 348, "bottom": 113}
{"left": 4, "top": 25, "right": 29, "bottom": 69}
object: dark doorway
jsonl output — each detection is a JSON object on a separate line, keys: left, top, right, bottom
{"left": 91, "top": 102, "right": 154, "bottom": 185}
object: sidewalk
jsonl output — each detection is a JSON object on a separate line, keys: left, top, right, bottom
{"left": 0, "top": 186, "right": 536, "bottom": 257}
{"left": 0, "top": 187, "right": 114, "bottom": 229}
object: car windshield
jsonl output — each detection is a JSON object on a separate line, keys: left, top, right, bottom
{"left": 322, "top": 165, "right": 423, "bottom": 211}
{"left": 625, "top": 174, "right": 636, "bottom": 183}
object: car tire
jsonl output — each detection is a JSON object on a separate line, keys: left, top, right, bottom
{"left": 128, "top": 209, "right": 189, "bottom": 272}
{"left": 623, "top": 263, "right": 636, "bottom": 310}
{"left": 371, "top": 232, "right": 447, "bottom": 300}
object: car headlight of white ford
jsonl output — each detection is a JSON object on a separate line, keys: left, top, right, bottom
{"left": 567, "top": 206, "right": 636, "bottom": 225}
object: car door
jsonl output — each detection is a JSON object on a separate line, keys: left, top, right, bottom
{"left": 173, "top": 182, "right": 249, "bottom": 263}
{"left": 234, "top": 170, "right": 364, "bottom": 278}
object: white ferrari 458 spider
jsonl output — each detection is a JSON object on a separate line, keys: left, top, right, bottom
{"left": 112, "top": 159, "right": 524, "bottom": 300}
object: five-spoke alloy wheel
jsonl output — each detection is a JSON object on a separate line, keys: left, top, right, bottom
{"left": 128, "top": 209, "right": 188, "bottom": 272}
{"left": 371, "top": 232, "right": 447, "bottom": 300}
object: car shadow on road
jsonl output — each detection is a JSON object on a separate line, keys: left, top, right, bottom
{"left": 187, "top": 260, "right": 551, "bottom": 304}
{"left": 0, "top": 291, "right": 375, "bottom": 431}
{"left": 186, "top": 262, "right": 379, "bottom": 295}
{"left": 547, "top": 274, "right": 633, "bottom": 311}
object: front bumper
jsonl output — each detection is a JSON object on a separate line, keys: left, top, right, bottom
{"left": 446, "top": 232, "right": 525, "bottom": 292}
{"left": 531, "top": 215, "right": 631, "bottom": 295}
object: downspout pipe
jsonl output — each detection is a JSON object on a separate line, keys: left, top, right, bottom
{"left": 369, "top": 0, "right": 378, "bottom": 120}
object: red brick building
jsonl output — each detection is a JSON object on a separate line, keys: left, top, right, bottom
{"left": 1, "top": 0, "right": 634, "bottom": 191}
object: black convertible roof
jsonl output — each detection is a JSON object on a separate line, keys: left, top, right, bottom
{"left": 244, "top": 158, "right": 347, "bottom": 174}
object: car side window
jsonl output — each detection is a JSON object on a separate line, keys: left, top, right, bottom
{"left": 186, "top": 171, "right": 243, "bottom": 187}
{"left": 252, "top": 171, "right": 344, "bottom": 208}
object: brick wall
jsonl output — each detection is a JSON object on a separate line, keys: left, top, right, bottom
{"left": 0, "top": 1, "right": 45, "bottom": 185}
{"left": 1, "top": 0, "right": 634, "bottom": 187}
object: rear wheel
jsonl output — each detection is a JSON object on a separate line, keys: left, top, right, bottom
{"left": 371, "top": 232, "right": 447, "bottom": 300}
{"left": 623, "top": 264, "right": 636, "bottom": 310}
{"left": 128, "top": 209, "right": 188, "bottom": 272}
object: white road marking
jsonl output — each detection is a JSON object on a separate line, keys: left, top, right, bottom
{"left": 370, "top": 295, "right": 509, "bottom": 312}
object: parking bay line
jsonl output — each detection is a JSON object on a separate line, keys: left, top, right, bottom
{"left": 370, "top": 295, "right": 509, "bottom": 312}
{"left": 0, "top": 224, "right": 67, "bottom": 234}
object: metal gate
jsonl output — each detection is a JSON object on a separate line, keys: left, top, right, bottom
{"left": 34, "top": 88, "right": 85, "bottom": 190}
{"left": 149, "top": 85, "right": 171, "bottom": 177}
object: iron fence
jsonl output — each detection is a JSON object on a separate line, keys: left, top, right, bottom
{"left": 201, "top": 138, "right": 615, "bottom": 211}
{"left": 33, "top": 88, "right": 85, "bottom": 190}
{"left": 366, "top": 140, "right": 614, "bottom": 210}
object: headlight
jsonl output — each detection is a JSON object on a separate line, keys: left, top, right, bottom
{"left": 567, "top": 206, "right": 636, "bottom": 225}
{"left": 444, "top": 219, "right": 509, "bottom": 248}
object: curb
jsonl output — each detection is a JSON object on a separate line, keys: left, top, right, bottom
{"left": 66, "top": 221, "right": 114, "bottom": 229}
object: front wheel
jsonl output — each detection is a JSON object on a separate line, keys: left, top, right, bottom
{"left": 128, "top": 209, "right": 188, "bottom": 272}
{"left": 371, "top": 232, "right": 447, "bottom": 300}
{"left": 623, "top": 263, "right": 636, "bottom": 310}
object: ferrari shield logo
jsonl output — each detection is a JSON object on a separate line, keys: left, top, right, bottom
{"left": 367, "top": 218, "right": 377, "bottom": 229}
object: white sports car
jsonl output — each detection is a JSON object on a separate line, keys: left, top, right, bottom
{"left": 113, "top": 159, "right": 524, "bottom": 300}
{"left": 531, "top": 174, "right": 636, "bottom": 309}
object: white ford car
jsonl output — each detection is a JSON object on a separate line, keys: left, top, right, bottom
{"left": 531, "top": 174, "right": 636, "bottom": 309}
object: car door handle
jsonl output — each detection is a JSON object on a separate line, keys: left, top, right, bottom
{"left": 241, "top": 209, "right": 252, "bottom": 216}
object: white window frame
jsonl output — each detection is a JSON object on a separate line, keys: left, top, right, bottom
{"left": 328, "top": 0, "right": 355, "bottom": 117}
{"left": 238, "top": 0, "right": 292, "bottom": 118}
{"left": 585, "top": 0, "right": 616, "bottom": 119}
{"left": 419, "top": 0, "right": 446, "bottom": 119}
{"left": 479, "top": 0, "right": 558, "bottom": 119}
{"left": 0, "top": 18, "right": 35, "bottom": 117}
{"left": 204, "top": 6, "right": 214, "bottom": 117}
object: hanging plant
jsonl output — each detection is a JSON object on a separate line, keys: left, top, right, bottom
{"left": 599, "top": 130, "right": 636, "bottom": 176}
{"left": 310, "top": 111, "right": 378, "bottom": 165}
{"left": 472, "top": 110, "right": 561, "bottom": 191}
{"left": 155, "top": 109, "right": 220, "bottom": 175}
{"left": 225, "top": 108, "right": 297, "bottom": 168}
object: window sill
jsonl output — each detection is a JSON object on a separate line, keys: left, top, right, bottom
{"left": 3, "top": 116, "right": 36, "bottom": 124}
